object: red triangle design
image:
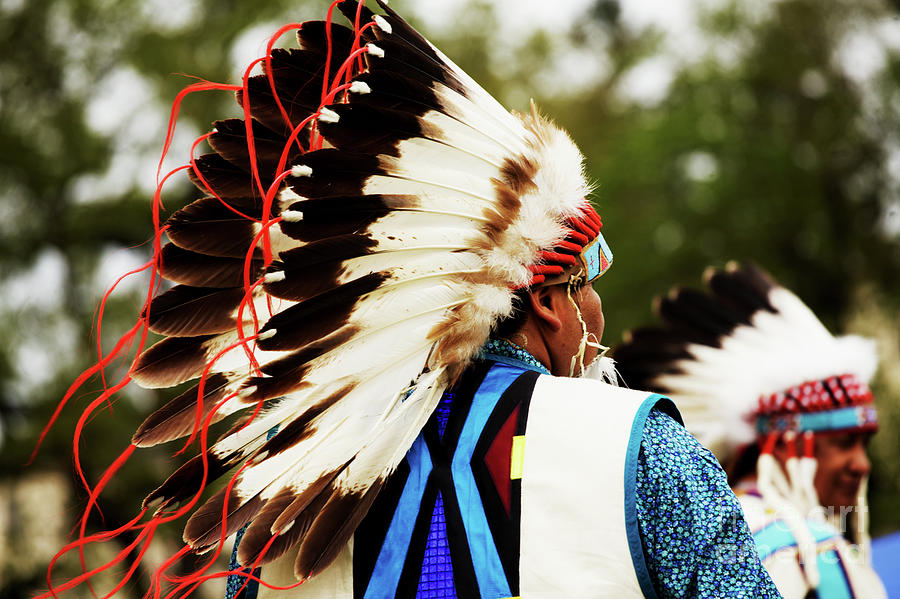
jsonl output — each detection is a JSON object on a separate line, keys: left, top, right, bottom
{"left": 482, "top": 405, "right": 519, "bottom": 517}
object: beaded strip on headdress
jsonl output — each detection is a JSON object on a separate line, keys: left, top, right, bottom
{"left": 755, "top": 374, "right": 878, "bottom": 435}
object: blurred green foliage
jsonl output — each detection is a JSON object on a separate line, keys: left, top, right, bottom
{"left": 1, "top": 0, "right": 898, "bottom": 595}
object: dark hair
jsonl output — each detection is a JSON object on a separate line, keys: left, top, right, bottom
{"left": 492, "top": 279, "right": 590, "bottom": 340}
{"left": 491, "top": 288, "right": 530, "bottom": 340}
{"left": 726, "top": 442, "right": 761, "bottom": 486}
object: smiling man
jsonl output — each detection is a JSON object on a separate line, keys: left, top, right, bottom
{"left": 615, "top": 262, "right": 887, "bottom": 599}
{"left": 812, "top": 431, "right": 874, "bottom": 513}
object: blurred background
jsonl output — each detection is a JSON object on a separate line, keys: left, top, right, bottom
{"left": 1, "top": 0, "right": 898, "bottom": 596}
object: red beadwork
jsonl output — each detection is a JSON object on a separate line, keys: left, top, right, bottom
{"left": 756, "top": 374, "right": 874, "bottom": 417}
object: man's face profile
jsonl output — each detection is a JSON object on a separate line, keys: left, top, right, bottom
{"left": 813, "top": 430, "right": 873, "bottom": 511}
{"left": 550, "top": 283, "right": 605, "bottom": 374}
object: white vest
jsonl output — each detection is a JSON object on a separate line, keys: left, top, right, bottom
{"left": 258, "top": 377, "right": 667, "bottom": 598}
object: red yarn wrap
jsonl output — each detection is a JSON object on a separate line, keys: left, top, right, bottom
{"left": 802, "top": 431, "right": 815, "bottom": 458}
{"left": 522, "top": 202, "right": 605, "bottom": 288}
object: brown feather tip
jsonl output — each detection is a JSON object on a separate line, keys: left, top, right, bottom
{"left": 184, "top": 487, "right": 265, "bottom": 550}
{"left": 131, "top": 335, "right": 215, "bottom": 389}
{"left": 294, "top": 481, "right": 384, "bottom": 580}
{"left": 132, "top": 372, "right": 235, "bottom": 447}
{"left": 235, "top": 466, "right": 343, "bottom": 567}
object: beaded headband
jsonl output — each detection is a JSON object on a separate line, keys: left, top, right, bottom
{"left": 755, "top": 373, "right": 878, "bottom": 435}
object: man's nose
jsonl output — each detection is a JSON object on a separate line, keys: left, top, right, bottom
{"left": 848, "top": 446, "right": 871, "bottom": 476}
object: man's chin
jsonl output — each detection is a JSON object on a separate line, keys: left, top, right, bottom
{"left": 827, "top": 490, "right": 861, "bottom": 513}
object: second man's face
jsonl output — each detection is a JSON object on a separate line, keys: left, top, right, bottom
{"left": 813, "top": 430, "right": 873, "bottom": 512}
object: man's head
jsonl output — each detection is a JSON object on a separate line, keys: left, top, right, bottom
{"left": 489, "top": 199, "right": 611, "bottom": 377}
{"left": 757, "top": 370, "right": 878, "bottom": 515}
{"left": 612, "top": 262, "right": 881, "bottom": 531}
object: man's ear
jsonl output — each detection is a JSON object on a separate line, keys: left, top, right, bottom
{"left": 526, "top": 286, "right": 563, "bottom": 332}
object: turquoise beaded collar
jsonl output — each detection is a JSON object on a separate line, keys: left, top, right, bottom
{"left": 478, "top": 338, "right": 550, "bottom": 375}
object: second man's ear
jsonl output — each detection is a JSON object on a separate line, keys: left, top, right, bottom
{"left": 526, "top": 285, "right": 564, "bottom": 332}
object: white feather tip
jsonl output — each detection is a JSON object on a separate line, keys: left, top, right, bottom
{"left": 291, "top": 164, "right": 313, "bottom": 177}
{"left": 349, "top": 80, "right": 372, "bottom": 94}
{"left": 373, "top": 15, "right": 392, "bottom": 34}
{"left": 263, "top": 271, "right": 286, "bottom": 284}
{"left": 318, "top": 107, "right": 340, "bottom": 124}
{"left": 366, "top": 43, "right": 385, "bottom": 58}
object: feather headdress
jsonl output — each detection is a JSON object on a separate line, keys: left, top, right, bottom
{"left": 40, "top": 1, "right": 611, "bottom": 595}
{"left": 614, "top": 261, "right": 877, "bottom": 463}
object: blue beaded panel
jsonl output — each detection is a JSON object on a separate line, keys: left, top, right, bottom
{"left": 479, "top": 339, "right": 547, "bottom": 374}
{"left": 415, "top": 491, "right": 456, "bottom": 598}
{"left": 435, "top": 391, "right": 454, "bottom": 439}
{"left": 225, "top": 526, "right": 260, "bottom": 599}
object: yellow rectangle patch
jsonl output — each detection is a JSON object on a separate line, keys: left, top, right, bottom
{"left": 510, "top": 435, "right": 525, "bottom": 480}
